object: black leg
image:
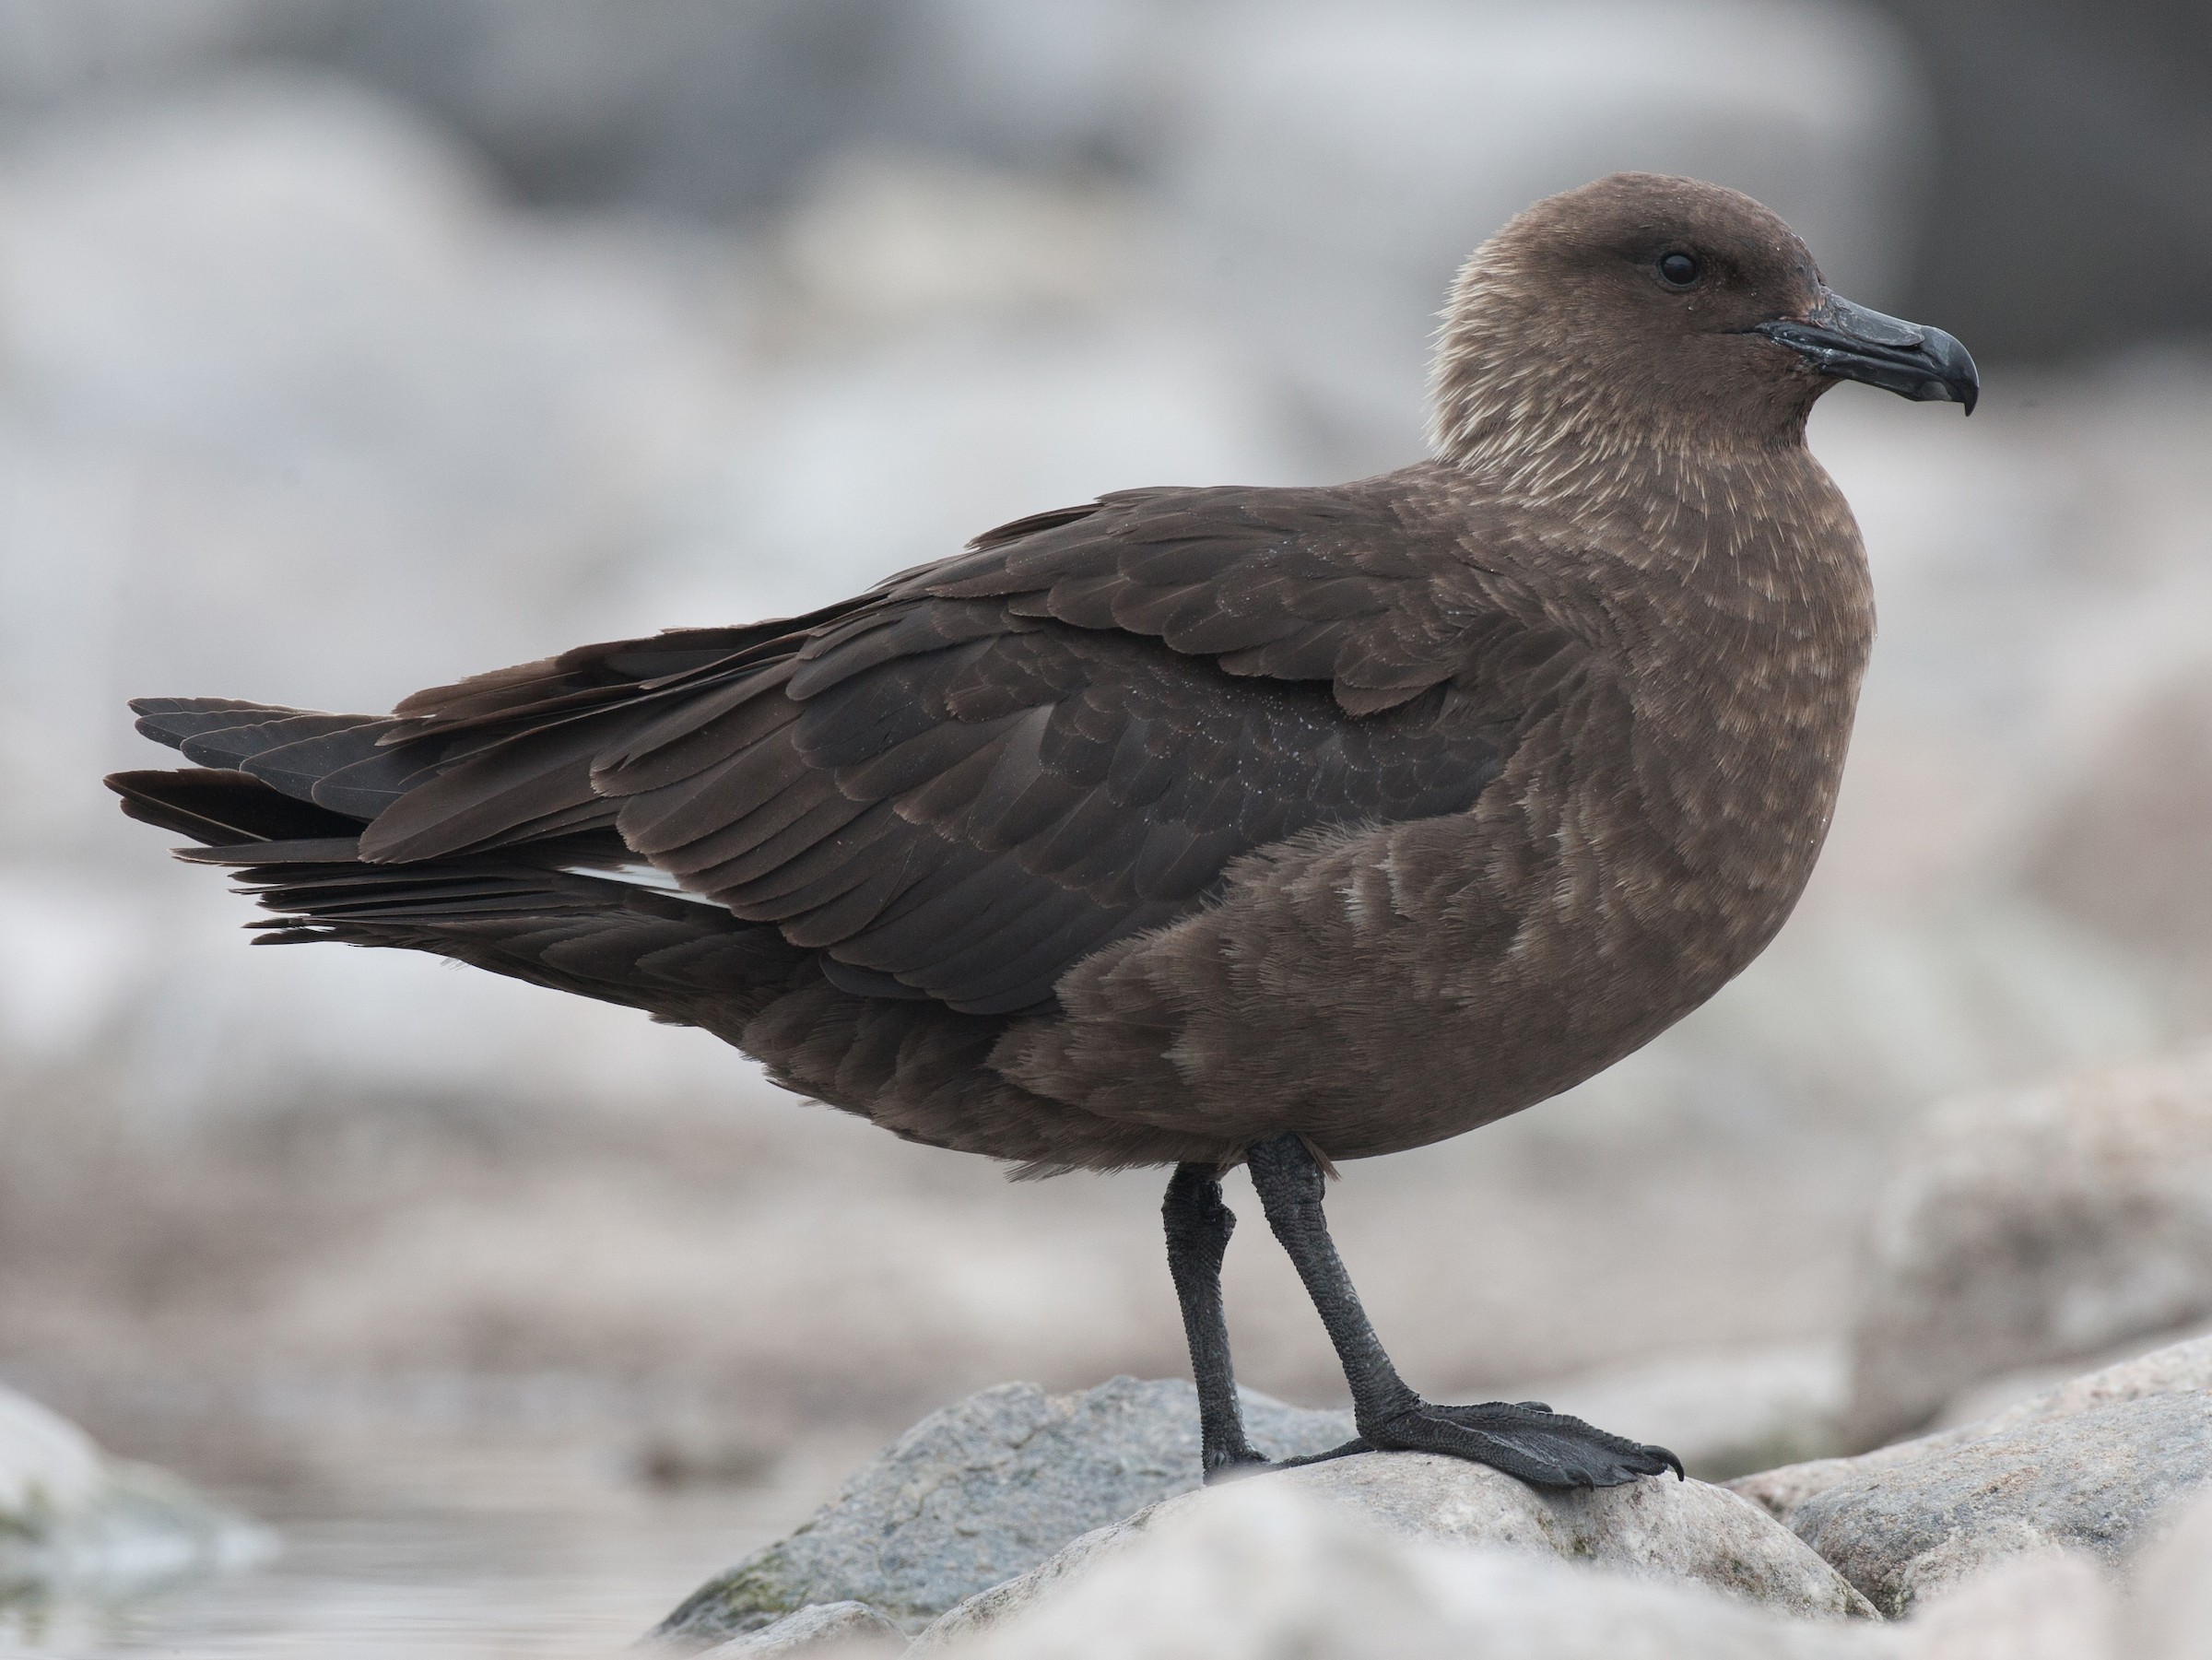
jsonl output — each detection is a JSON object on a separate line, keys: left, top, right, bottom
{"left": 1243, "top": 1134, "right": 1418, "bottom": 1420}
{"left": 1244, "top": 1132, "right": 1682, "bottom": 1489}
{"left": 1162, "top": 1164, "right": 1265, "bottom": 1478}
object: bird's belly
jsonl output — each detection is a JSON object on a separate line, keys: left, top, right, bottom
{"left": 1298, "top": 853, "right": 1786, "bottom": 1158}
{"left": 1001, "top": 771, "right": 1832, "bottom": 1165}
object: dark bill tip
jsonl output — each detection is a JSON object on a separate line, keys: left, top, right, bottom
{"left": 1751, "top": 292, "right": 1980, "bottom": 415}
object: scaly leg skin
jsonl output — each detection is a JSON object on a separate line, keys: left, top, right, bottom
{"left": 1242, "top": 1132, "right": 1682, "bottom": 1489}
{"left": 1162, "top": 1163, "right": 1268, "bottom": 1481}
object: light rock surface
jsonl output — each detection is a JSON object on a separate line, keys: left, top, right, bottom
{"left": 1736, "top": 1331, "right": 2212, "bottom": 1525}
{"left": 2124, "top": 1486, "right": 2212, "bottom": 1660}
{"left": 1781, "top": 1392, "right": 2212, "bottom": 1616}
{"left": 919, "top": 1449, "right": 1871, "bottom": 1649}
{"left": 920, "top": 1478, "right": 1878, "bottom": 1660}
{"left": 653, "top": 1378, "right": 1353, "bottom": 1644}
{"left": 1889, "top": 1551, "right": 2118, "bottom": 1660}
{"left": 0, "top": 1381, "right": 269, "bottom": 1595}
{"left": 2027, "top": 665, "right": 2212, "bottom": 1005}
{"left": 1924, "top": 1318, "right": 2212, "bottom": 1431}
{"left": 1844, "top": 1044, "right": 2212, "bottom": 1447}
{"left": 0, "top": 1383, "right": 103, "bottom": 1523}
{"left": 898, "top": 1471, "right": 2212, "bottom": 1660}
{"left": 699, "top": 1599, "right": 905, "bottom": 1657}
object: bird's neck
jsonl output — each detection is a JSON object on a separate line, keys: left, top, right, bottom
{"left": 1426, "top": 290, "right": 1816, "bottom": 510}
{"left": 1431, "top": 379, "right": 1811, "bottom": 516}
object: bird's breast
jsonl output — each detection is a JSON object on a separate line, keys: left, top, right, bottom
{"left": 1508, "top": 469, "right": 1873, "bottom": 990}
{"left": 1000, "top": 452, "right": 1877, "bottom": 1162}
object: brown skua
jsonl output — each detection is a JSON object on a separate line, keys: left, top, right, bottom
{"left": 109, "top": 173, "right": 1978, "bottom": 1487}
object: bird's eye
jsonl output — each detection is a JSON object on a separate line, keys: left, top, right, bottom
{"left": 1656, "top": 251, "right": 1702, "bottom": 289}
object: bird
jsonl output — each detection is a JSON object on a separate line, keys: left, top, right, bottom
{"left": 109, "top": 173, "right": 1977, "bottom": 1489}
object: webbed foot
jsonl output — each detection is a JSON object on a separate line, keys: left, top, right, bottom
{"left": 1257, "top": 1399, "right": 1680, "bottom": 1489}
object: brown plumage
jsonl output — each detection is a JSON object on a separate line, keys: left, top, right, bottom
{"left": 110, "top": 174, "right": 1978, "bottom": 1487}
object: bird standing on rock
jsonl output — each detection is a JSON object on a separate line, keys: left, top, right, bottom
{"left": 109, "top": 174, "right": 1978, "bottom": 1489}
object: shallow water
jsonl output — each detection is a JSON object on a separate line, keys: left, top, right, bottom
{"left": 1, "top": 1411, "right": 847, "bottom": 1660}
{"left": 7, "top": 1504, "right": 783, "bottom": 1658}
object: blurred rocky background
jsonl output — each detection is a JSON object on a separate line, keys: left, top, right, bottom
{"left": 0, "top": 0, "right": 2206, "bottom": 1652}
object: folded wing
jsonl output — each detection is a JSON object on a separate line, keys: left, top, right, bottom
{"left": 126, "top": 480, "right": 1571, "bottom": 1017}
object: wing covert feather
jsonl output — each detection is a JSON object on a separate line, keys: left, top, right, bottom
{"left": 236, "top": 476, "right": 1576, "bottom": 1015}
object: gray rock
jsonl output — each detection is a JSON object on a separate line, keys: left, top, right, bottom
{"left": 918, "top": 1478, "right": 1882, "bottom": 1660}
{"left": 1737, "top": 1331, "right": 2212, "bottom": 1526}
{"left": 0, "top": 1383, "right": 103, "bottom": 1524}
{"left": 917, "top": 1476, "right": 2212, "bottom": 1659}
{"left": 1844, "top": 1044, "right": 2212, "bottom": 1448}
{"left": 1859, "top": 0, "right": 2212, "bottom": 359}
{"left": 2124, "top": 1485, "right": 2212, "bottom": 1660}
{"left": 0, "top": 1382, "right": 271, "bottom": 1596}
{"left": 2026, "top": 668, "right": 2212, "bottom": 1003}
{"left": 1926, "top": 1318, "right": 2212, "bottom": 1433}
{"left": 918, "top": 1450, "right": 1873, "bottom": 1649}
{"left": 1783, "top": 1392, "right": 2212, "bottom": 1617}
{"left": 698, "top": 1599, "right": 905, "bottom": 1657}
{"left": 653, "top": 1377, "right": 1353, "bottom": 1644}
{"left": 1889, "top": 1551, "right": 2118, "bottom": 1660}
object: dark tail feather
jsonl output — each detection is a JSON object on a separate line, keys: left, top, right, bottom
{"left": 119, "top": 618, "right": 840, "bottom": 864}
{"left": 106, "top": 768, "right": 366, "bottom": 845}
{"left": 128, "top": 698, "right": 430, "bottom": 818}
{"left": 107, "top": 767, "right": 807, "bottom": 1030}
{"left": 233, "top": 860, "right": 808, "bottom": 1030}
{"left": 126, "top": 693, "right": 637, "bottom": 854}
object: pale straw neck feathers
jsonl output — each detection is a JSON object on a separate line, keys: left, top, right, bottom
{"left": 1425, "top": 244, "right": 1793, "bottom": 512}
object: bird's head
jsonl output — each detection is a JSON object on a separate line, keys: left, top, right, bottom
{"left": 1429, "top": 173, "right": 1977, "bottom": 486}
